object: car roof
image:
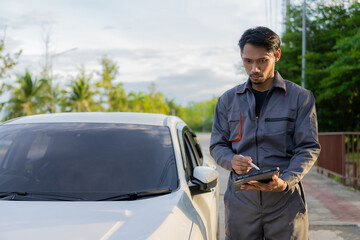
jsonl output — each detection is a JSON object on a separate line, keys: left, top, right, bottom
{"left": 2, "top": 112, "right": 182, "bottom": 127}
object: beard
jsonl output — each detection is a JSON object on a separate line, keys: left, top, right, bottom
{"left": 252, "top": 81, "right": 265, "bottom": 85}
{"left": 250, "top": 74, "right": 265, "bottom": 84}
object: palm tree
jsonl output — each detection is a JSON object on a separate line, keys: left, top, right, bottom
{"left": 3, "top": 70, "right": 50, "bottom": 120}
{"left": 61, "top": 66, "right": 101, "bottom": 112}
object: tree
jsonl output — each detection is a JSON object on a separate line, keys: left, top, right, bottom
{"left": 317, "top": 3, "right": 360, "bottom": 131}
{"left": 3, "top": 71, "right": 50, "bottom": 120}
{"left": 145, "top": 83, "right": 170, "bottom": 113}
{"left": 96, "top": 56, "right": 124, "bottom": 111}
{"left": 166, "top": 98, "right": 184, "bottom": 118}
{"left": 0, "top": 28, "right": 22, "bottom": 112}
{"left": 126, "top": 83, "right": 171, "bottom": 114}
{"left": 182, "top": 97, "right": 218, "bottom": 132}
{"left": 108, "top": 82, "right": 129, "bottom": 112}
{"left": 0, "top": 30, "right": 22, "bottom": 79}
{"left": 61, "top": 66, "right": 101, "bottom": 112}
{"left": 277, "top": 0, "right": 360, "bottom": 131}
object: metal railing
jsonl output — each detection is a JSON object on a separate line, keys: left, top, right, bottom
{"left": 316, "top": 132, "right": 360, "bottom": 189}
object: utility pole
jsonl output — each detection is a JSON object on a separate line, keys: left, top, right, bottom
{"left": 301, "top": 0, "right": 306, "bottom": 88}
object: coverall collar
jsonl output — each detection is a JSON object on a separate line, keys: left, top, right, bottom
{"left": 236, "top": 71, "right": 287, "bottom": 96}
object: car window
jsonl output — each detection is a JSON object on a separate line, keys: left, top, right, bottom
{"left": 177, "top": 128, "right": 189, "bottom": 177}
{"left": 184, "top": 135, "right": 197, "bottom": 174}
{"left": 0, "top": 123, "right": 178, "bottom": 200}
{"left": 180, "top": 130, "right": 204, "bottom": 181}
{"left": 190, "top": 135, "right": 203, "bottom": 166}
{"left": 185, "top": 132, "right": 203, "bottom": 166}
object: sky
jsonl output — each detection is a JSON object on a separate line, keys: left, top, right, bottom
{"left": 0, "top": 0, "right": 285, "bottom": 106}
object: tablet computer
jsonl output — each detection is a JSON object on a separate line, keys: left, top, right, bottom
{"left": 233, "top": 167, "right": 280, "bottom": 191}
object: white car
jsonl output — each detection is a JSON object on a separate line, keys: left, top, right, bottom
{"left": 0, "top": 112, "right": 219, "bottom": 240}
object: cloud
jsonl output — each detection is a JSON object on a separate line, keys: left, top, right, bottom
{"left": 0, "top": 0, "right": 284, "bottom": 107}
{"left": 123, "top": 68, "right": 246, "bottom": 106}
{"left": 7, "top": 11, "right": 56, "bottom": 30}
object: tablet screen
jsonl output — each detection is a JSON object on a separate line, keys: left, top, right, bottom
{"left": 233, "top": 167, "right": 280, "bottom": 191}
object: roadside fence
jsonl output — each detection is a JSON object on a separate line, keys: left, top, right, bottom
{"left": 316, "top": 132, "right": 360, "bottom": 189}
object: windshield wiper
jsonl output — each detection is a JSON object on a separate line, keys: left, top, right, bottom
{"left": 0, "top": 192, "right": 86, "bottom": 201}
{"left": 98, "top": 188, "right": 173, "bottom": 201}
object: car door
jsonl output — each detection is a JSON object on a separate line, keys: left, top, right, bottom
{"left": 178, "top": 126, "right": 219, "bottom": 240}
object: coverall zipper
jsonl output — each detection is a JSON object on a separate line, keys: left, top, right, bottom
{"left": 255, "top": 117, "right": 262, "bottom": 206}
{"left": 254, "top": 90, "right": 271, "bottom": 207}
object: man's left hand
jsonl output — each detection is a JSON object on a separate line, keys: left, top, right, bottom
{"left": 240, "top": 174, "right": 288, "bottom": 192}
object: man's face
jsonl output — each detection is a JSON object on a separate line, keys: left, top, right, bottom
{"left": 241, "top": 43, "right": 281, "bottom": 88}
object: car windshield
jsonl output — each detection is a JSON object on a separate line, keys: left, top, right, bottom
{"left": 0, "top": 123, "right": 178, "bottom": 200}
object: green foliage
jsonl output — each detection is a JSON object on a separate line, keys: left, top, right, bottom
{"left": 107, "top": 82, "right": 128, "bottom": 112}
{"left": 277, "top": 0, "right": 360, "bottom": 131}
{"left": 96, "top": 56, "right": 121, "bottom": 111}
{"left": 3, "top": 71, "right": 51, "bottom": 120}
{"left": 2, "top": 0, "right": 360, "bottom": 134}
{"left": 60, "top": 66, "right": 102, "bottom": 112}
{"left": 0, "top": 28, "right": 218, "bottom": 130}
{"left": 0, "top": 38, "right": 22, "bottom": 79}
{"left": 0, "top": 32, "right": 22, "bottom": 112}
{"left": 166, "top": 98, "right": 184, "bottom": 118}
{"left": 0, "top": 40, "right": 216, "bottom": 130}
{"left": 0, "top": 58, "right": 188, "bottom": 123}
{"left": 181, "top": 97, "right": 218, "bottom": 132}
{"left": 95, "top": 56, "right": 177, "bottom": 115}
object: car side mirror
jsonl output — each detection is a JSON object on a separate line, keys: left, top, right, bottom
{"left": 189, "top": 166, "right": 219, "bottom": 193}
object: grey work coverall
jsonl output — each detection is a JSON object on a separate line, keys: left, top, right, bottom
{"left": 210, "top": 71, "right": 321, "bottom": 240}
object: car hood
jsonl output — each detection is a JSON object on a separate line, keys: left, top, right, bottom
{"left": 0, "top": 190, "right": 205, "bottom": 240}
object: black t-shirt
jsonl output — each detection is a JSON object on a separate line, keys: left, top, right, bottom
{"left": 252, "top": 89, "right": 268, "bottom": 117}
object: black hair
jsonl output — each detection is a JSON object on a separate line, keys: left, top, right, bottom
{"left": 238, "top": 26, "right": 281, "bottom": 55}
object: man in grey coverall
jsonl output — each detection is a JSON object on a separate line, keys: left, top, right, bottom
{"left": 210, "top": 26, "right": 321, "bottom": 239}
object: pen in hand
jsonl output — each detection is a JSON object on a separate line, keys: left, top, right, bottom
{"left": 239, "top": 154, "right": 260, "bottom": 171}
{"left": 250, "top": 162, "right": 260, "bottom": 171}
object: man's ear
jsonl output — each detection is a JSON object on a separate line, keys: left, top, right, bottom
{"left": 275, "top": 49, "right": 281, "bottom": 62}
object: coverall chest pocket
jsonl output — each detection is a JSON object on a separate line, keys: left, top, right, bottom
{"left": 228, "top": 112, "right": 242, "bottom": 142}
{"left": 263, "top": 117, "right": 295, "bottom": 156}
{"left": 264, "top": 117, "right": 295, "bottom": 134}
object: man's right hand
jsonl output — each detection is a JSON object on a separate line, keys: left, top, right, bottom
{"left": 231, "top": 154, "right": 254, "bottom": 175}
